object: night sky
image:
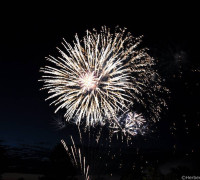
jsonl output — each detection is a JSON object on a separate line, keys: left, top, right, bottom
{"left": 0, "top": 3, "right": 200, "bottom": 179}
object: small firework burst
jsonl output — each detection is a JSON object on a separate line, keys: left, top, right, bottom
{"left": 40, "top": 26, "right": 167, "bottom": 127}
{"left": 110, "top": 111, "right": 146, "bottom": 136}
{"left": 52, "top": 114, "right": 66, "bottom": 130}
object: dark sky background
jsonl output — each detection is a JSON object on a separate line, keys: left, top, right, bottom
{"left": 0, "top": 3, "right": 200, "bottom": 176}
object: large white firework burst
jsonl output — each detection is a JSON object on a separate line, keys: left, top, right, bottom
{"left": 40, "top": 26, "right": 167, "bottom": 126}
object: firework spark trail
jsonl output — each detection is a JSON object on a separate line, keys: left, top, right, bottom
{"left": 61, "top": 138, "right": 90, "bottom": 180}
{"left": 86, "top": 165, "right": 90, "bottom": 180}
{"left": 40, "top": 26, "right": 167, "bottom": 127}
{"left": 61, "top": 139, "right": 75, "bottom": 165}
{"left": 70, "top": 146, "right": 78, "bottom": 166}
{"left": 78, "top": 148, "right": 82, "bottom": 171}
{"left": 78, "top": 125, "right": 83, "bottom": 143}
{"left": 70, "top": 135, "right": 77, "bottom": 155}
{"left": 83, "top": 156, "right": 86, "bottom": 176}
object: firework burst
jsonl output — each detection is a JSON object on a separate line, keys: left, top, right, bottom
{"left": 110, "top": 111, "right": 147, "bottom": 136}
{"left": 40, "top": 26, "right": 167, "bottom": 127}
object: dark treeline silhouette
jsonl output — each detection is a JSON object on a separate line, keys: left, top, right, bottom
{"left": 0, "top": 142, "right": 77, "bottom": 180}
{"left": 0, "top": 140, "right": 8, "bottom": 180}
{"left": 40, "top": 144, "right": 77, "bottom": 179}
